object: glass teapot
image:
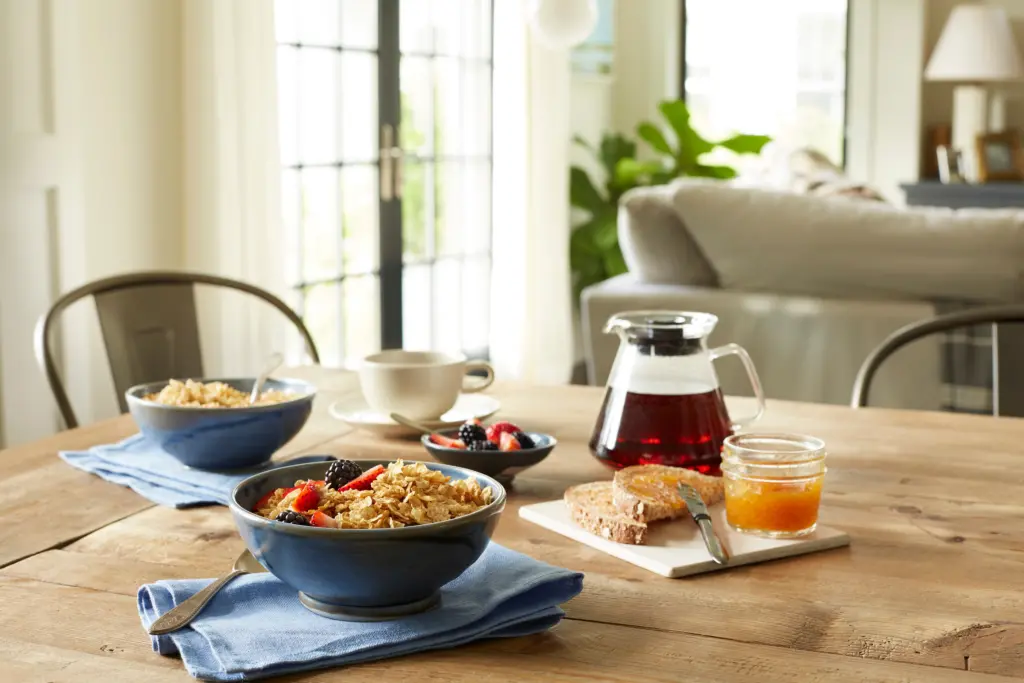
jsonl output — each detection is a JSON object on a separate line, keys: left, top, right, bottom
{"left": 588, "top": 311, "right": 765, "bottom": 475}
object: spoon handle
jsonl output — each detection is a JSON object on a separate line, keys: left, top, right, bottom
{"left": 147, "top": 569, "right": 246, "bottom": 635}
{"left": 249, "top": 351, "right": 284, "bottom": 404}
{"left": 389, "top": 412, "right": 434, "bottom": 435}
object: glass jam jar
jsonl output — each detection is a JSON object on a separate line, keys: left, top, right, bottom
{"left": 721, "top": 433, "right": 827, "bottom": 539}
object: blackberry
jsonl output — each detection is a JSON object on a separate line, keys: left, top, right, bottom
{"left": 325, "top": 459, "right": 363, "bottom": 489}
{"left": 512, "top": 431, "right": 535, "bottom": 449}
{"left": 458, "top": 422, "right": 487, "bottom": 444}
{"left": 275, "top": 510, "right": 310, "bottom": 525}
{"left": 467, "top": 439, "right": 499, "bottom": 451}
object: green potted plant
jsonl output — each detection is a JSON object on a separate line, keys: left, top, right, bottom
{"left": 569, "top": 99, "right": 771, "bottom": 298}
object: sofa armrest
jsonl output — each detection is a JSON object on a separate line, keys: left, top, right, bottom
{"left": 581, "top": 274, "right": 942, "bottom": 410}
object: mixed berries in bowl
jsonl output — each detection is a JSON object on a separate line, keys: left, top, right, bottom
{"left": 422, "top": 419, "right": 557, "bottom": 484}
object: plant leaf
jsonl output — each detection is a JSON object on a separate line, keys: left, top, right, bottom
{"left": 693, "top": 164, "right": 738, "bottom": 179}
{"left": 658, "top": 100, "right": 714, "bottom": 166}
{"left": 615, "top": 158, "right": 664, "bottom": 185}
{"left": 717, "top": 133, "right": 772, "bottom": 155}
{"left": 573, "top": 134, "right": 596, "bottom": 153}
{"left": 569, "top": 166, "right": 606, "bottom": 214}
{"left": 637, "top": 123, "right": 672, "bottom": 155}
{"left": 598, "top": 133, "right": 637, "bottom": 179}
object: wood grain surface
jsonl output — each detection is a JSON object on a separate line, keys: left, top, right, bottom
{"left": 1, "top": 366, "right": 1023, "bottom": 681}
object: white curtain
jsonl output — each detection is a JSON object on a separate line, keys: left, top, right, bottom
{"left": 490, "top": 0, "right": 574, "bottom": 384}
{"left": 182, "top": 0, "right": 291, "bottom": 375}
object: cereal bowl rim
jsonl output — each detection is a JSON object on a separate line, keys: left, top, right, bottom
{"left": 229, "top": 459, "right": 507, "bottom": 538}
{"left": 125, "top": 377, "right": 317, "bottom": 413}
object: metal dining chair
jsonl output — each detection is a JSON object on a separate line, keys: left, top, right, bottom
{"left": 851, "top": 304, "right": 1024, "bottom": 416}
{"left": 34, "top": 271, "right": 321, "bottom": 428}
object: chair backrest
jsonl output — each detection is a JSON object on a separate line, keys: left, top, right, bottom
{"left": 851, "top": 304, "right": 1024, "bottom": 416}
{"left": 34, "top": 271, "right": 320, "bottom": 428}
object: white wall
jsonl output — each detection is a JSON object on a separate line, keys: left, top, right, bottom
{"left": 0, "top": 0, "right": 185, "bottom": 444}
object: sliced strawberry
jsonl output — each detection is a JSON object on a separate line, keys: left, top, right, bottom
{"left": 429, "top": 433, "right": 466, "bottom": 449}
{"left": 290, "top": 482, "right": 320, "bottom": 512}
{"left": 338, "top": 464, "right": 386, "bottom": 491}
{"left": 254, "top": 485, "right": 298, "bottom": 512}
{"left": 486, "top": 421, "right": 521, "bottom": 444}
{"left": 310, "top": 510, "right": 338, "bottom": 528}
{"left": 499, "top": 431, "right": 522, "bottom": 452}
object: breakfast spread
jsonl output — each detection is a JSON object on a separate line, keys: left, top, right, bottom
{"left": 144, "top": 378, "right": 295, "bottom": 407}
{"left": 428, "top": 419, "right": 536, "bottom": 451}
{"left": 565, "top": 465, "right": 724, "bottom": 545}
{"left": 254, "top": 459, "right": 493, "bottom": 529}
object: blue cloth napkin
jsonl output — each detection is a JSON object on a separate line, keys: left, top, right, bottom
{"left": 60, "top": 434, "right": 332, "bottom": 508}
{"left": 138, "top": 543, "right": 584, "bottom": 681}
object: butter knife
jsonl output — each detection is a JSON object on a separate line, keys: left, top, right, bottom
{"left": 677, "top": 483, "right": 729, "bottom": 565}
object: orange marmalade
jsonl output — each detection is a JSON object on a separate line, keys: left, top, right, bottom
{"left": 721, "top": 434, "right": 826, "bottom": 539}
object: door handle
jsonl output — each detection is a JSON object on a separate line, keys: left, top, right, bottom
{"left": 379, "top": 124, "right": 403, "bottom": 202}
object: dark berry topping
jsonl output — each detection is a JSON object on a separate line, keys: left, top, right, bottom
{"left": 512, "top": 431, "right": 536, "bottom": 449}
{"left": 275, "top": 510, "right": 310, "bottom": 525}
{"left": 458, "top": 422, "right": 487, "bottom": 444}
{"left": 325, "top": 459, "right": 363, "bottom": 489}
{"left": 467, "top": 439, "right": 499, "bottom": 451}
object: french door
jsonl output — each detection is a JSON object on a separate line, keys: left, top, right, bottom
{"left": 275, "top": 0, "right": 493, "bottom": 368}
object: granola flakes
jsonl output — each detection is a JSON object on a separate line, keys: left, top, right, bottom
{"left": 256, "top": 461, "right": 493, "bottom": 529}
{"left": 144, "top": 379, "right": 294, "bottom": 408}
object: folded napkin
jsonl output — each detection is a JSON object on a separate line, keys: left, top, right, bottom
{"left": 139, "top": 543, "right": 583, "bottom": 681}
{"left": 60, "top": 434, "right": 332, "bottom": 508}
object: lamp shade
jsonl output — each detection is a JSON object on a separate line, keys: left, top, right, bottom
{"left": 925, "top": 4, "right": 1024, "bottom": 82}
{"left": 526, "top": 0, "right": 598, "bottom": 49}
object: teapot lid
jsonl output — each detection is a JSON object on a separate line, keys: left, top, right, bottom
{"left": 604, "top": 311, "right": 718, "bottom": 343}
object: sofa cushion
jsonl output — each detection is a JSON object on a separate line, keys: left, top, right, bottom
{"left": 667, "top": 180, "right": 1024, "bottom": 304}
{"left": 618, "top": 183, "right": 719, "bottom": 287}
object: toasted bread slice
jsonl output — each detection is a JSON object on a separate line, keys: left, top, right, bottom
{"left": 564, "top": 481, "right": 648, "bottom": 545}
{"left": 613, "top": 465, "right": 724, "bottom": 523}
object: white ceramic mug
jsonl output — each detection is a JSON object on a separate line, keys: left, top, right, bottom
{"left": 358, "top": 350, "right": 495, "bottom": 420}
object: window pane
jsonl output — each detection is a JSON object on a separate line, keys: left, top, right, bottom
{"left": 281, "top": 169, "right": 301, "bottom": 285}
{"left": 298, "top": 49, "right": 339, "bottom": 164}
{"left": 403, "top": 265, "right": 432, "bottom": 350}
{"left": 402, "top": 161, "right": 432, "bottom": 261}
{"left": 685, "top": 0, "right": 847, "bottom": 165}
{"left": 274, "top": 0, "right": 299, "bottom": 43}
{"left": 341, "top": 0, "right": 378, "bottom": 49}
{"left": 432, "top": 259, "right": 461, "bottom": 353}
{"left": 301, "top": 168, "right": 341, "bottom": 283}
{"left": 303, "top": 284, "right": 342, "bottom": 367}
{"left": 341, "top": 166, "right": 379, "bottom": 272}
{"left": 298, "top": 0, "right": 340, "bottom": 45}
{"left": 400, "top": 0, "right": 433, "bottom": 54}
{"left": 344, "top": 276, "right": 380, "bottom": 364}
{"left": 400, "top": 57, "right": 434, "bottom": 155}
{"left": 340, "top": 53, "right": 378, "bottom": 163}
{"left": 436, "top": 59, "right": 490, "bottom": 157}
{"left": 277, "top": 46, "right": 300, "bottom": 166}
{"left": 462, "top": 257, "right": 490, "bottom": 353}
{"left": 437, "top": 161, "right": 489, "bottom": 257}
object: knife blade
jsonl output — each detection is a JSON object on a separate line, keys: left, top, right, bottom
{"left": 677, "top": 483, "right": 729, "bottom": 565}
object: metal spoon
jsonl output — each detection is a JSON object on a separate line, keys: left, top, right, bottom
{"left": 249, "top": 352, "right": 284, "bottom": 404}
{"left": 147, "top": 550, "right": 266, "bottom": 635}
{"left": 389, "top": 412, "right": 436, "bottom": 435}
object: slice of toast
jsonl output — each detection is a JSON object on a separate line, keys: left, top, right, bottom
{"left": 564, "top": 481, "right": 648, "bottom": 545}
{"left": 613, "top": 465, "right": 724, "bottom": 523}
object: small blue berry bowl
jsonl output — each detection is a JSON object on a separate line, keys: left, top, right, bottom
{"left": 125, "top": 377, "right": 315, "bottom": 471}
{"left": 421, "top": 431, "right": 557, "bottom": 485}
{"left": 229, "top": 459, "right": 506, "bottom": 620}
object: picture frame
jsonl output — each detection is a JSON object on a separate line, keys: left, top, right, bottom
{"left": 974, "top": 131, "right": 1023, "bottom": 182}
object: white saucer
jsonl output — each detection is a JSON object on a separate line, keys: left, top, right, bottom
{"left": 328, "top": 393, "right": 501, "bottom": 439}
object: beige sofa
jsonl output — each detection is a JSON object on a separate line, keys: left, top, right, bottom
{"left": 581, "top": 179, "right": 1024, "bottom": 411}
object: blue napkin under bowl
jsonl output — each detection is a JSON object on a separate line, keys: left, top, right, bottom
{"left": 138, "top": 543, "right": 584, "bottom": 681}
{"left": 60, "top": 434, "right": 332, "bottom": 508}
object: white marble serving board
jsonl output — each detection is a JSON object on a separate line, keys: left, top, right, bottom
{"left": 519, "top": 500, "right": 850, "bottom": 578}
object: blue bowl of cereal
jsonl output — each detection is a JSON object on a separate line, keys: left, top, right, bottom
{"left": 230, "top": 459, "right": 506, "bottom": 620}
{"left": 125, "top": 377, "right": 316, "bottom": 470}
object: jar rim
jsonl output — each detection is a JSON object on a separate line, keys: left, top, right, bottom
{"left": 722, "top": 433, "right": 826, "bottom": 464}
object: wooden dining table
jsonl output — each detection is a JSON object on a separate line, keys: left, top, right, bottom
{"left": 2, "top": 365, "right": 1023, "bottom": 682}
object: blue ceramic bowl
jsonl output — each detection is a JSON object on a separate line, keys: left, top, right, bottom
{"left": 421, "top": 431, "right": 557, "bottom": 485}
{"left": 230, "top": 460, "right": 506, "bottom": 620}
{"left": 125, "top": 378, "right": 316, "bottom": 470}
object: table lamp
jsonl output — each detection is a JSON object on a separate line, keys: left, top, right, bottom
{"left": 925, "top": 4, "right": 1024, "bottom": 181}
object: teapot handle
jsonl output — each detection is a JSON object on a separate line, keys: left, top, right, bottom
{"left": 708, "top": 343, "right": 765, "bottom": 429}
